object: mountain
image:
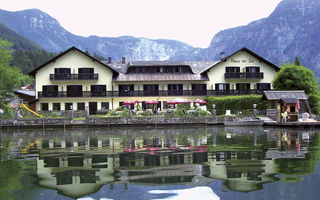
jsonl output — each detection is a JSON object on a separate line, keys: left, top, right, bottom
{"left": 1, "top": 0, "right": 320, "bottom": 76}
{"left": 205, "top": 0, "right": 320, "bottom": 76}
{"left": 0, "top": 9, "right": 203, "bottom": 61}
{"left": 0, "top": 22, "right": 54, "bottom": 73}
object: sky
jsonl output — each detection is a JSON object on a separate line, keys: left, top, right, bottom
{"left": 1, "top": 0, "right": 283, "bottom": 48}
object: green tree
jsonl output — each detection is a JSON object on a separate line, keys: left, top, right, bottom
{"left": 0, "top": 38, "right": 32, "bottom": 118}
{"left": 272, "top": 63, "right": 320, "bottom": 114}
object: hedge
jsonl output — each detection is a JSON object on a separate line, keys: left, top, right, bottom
{"left": 205, "top": 95, "right": 268, "bottom": 116}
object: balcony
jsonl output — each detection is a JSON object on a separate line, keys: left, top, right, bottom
{"left": 38, "top": 91, "right": 109, "bottom": 98}
{"left": 207, "top": 89, "right": 266, "bottom": 96}
{"left": 225, "top": 72, "right": 263, "bottom": 79}
{"left": 50, "top": 73, "right": 99, "bottom": 81}
{"left": 38, "top": 89, "right": 267, "bottom": 98}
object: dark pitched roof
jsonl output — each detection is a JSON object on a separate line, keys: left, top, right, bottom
{"left": 104, "top": 60, "right": 218, "bottom": 74}
{"left": 262, "top": 91, "right": 308, "bottom": 100}
{"left": 202, "top": 47, "right": 280, "bottom": 73}
{"left": 114, "top": 73, "right": 209, "bottom": 82}
{"left": 127, "top": 61, "right": 218, "bottom": 74}
{"left": 28, "top": 46, "right": 118, "bottom": 76}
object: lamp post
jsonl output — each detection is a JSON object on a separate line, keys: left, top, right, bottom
{"left": 212, "top": 104, "right": 216, "bottom": 120}
{"left": 253, "top": 104, "right": 257, "bottom": 118}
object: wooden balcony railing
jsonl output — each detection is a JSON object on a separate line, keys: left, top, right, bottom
{"left": 38, "top": 89, "right": 267, "bottom": 98}
{"left": 50, "top": 73, "right": 99, "bottom": 81}
{"left": 38, "top": 91, "right": 107, "bottom": 98}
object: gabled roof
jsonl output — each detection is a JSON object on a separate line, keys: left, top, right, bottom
{"left": 262, "top": 91, "right": 308, "bottom": 100}
{"left": 28, "top": 46, "right": 118, "bottom": 76}
{"left": 202, "top": 47, "right": 280, "bottom": 73}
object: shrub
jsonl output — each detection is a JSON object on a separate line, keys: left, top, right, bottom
{"left": 205, "top": 95, "right": 267, "bottom": 116}
{"left": 142, "top": 110, "right": 153, "bottom": 116}
{"left": 177, "top": 103, "right": 191, "bottom": 111}
{"left": 307, "top": 94, "right": 320, "bottom": 114}
{"left": 116, "top": 106, "right": 123, "bottom": 111}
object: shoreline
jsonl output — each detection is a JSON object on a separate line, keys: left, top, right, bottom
{"left": 1, "top": 117, "right": 320, "bottom": 129}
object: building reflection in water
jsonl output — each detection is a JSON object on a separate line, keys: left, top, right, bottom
{"left": 14, "top": 126, "right": 314, "bottom": 198}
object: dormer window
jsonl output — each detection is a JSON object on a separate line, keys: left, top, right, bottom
{"left": 136, "top": 67, "right": 145, "bottom": 73}
{"left": 156, "top": 67, "right": 164, "bottom": 73}
{"left": 175, "top": 67, "right": 182, "bottom": 73}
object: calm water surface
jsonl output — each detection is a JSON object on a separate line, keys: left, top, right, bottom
{"left": 0, "top": 126, "right": 320, "bottom": 200}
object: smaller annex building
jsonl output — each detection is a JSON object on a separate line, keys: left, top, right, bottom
{"left": 28, "top": 46, "right": 280, "bottom": 115}
{"left": 262, "top": 90, "right": 311, "bottom": 122}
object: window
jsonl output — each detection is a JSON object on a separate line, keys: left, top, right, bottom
{"left": 119, "top": 85, "right": 134, "bottom": 91}
{"left": 257, "top": 83, "right": 270, "bottom": 90}
{"left": 67, "top": 85, "right": 83, "bottom": 97}
{"left": 101, "top": 102, "right": 109, "bottom": 110}
{"left": 192, "top": 84, "right": 207, "bottom": 95}
{"left": 53, "top": 103, "right": 61, "bottom": 111}
{"left": 246, "top": 67, "right": 260, "bottom": 73}
{"left": 54, "top": 68, "right": 71, "bottom": 74}
{"left": 54, "top": 68, "right": 71, "bottom": 80}
{"left": 136, "top": 67, "right": 145, "bottom": 73}
{"left": 91, "top": 85, "right": 106, "bottom": 97}
{"left": 156, "top": 67, "right": 164, "bottom": 73}
{"left": 168, "top": 84, "right": 183, "bottom": 95}
{"left": 143, "top": 84, "right": 159, "bottom": 96}
{"left": 146, "top": 67, "right": 156, "bottom": 73}
{"left": 236, "top": 83, "right": 250, "bottom": 90}
{"left": 119, "top": 85, "right": 134, "bottom": 96}
{"left": 77, "top": 102, "right": 85, "bottom": 110}
{"left": 41, "top": 103, "right": 49, "bottom": 111}
{"left": 290, "top": 106, "right": 295, "bottom": 112}
{"left": 78, "top": 68, "right": 95, "bottom": 79}
{"left": 65, "top": 102, "right": 73, "bottom": 110}
{"left": 168, "top": 84, "right": 183, "bottom": 90}
{"left": 192, "top": 84, "right": 207, "bottom": 91}
{"left": 43, "top": 85, "right": 58, "bottom": 97}
{"left": 164, "top": 67, "right": 173, "bottom": 73}
{"left": 175, "top": 67, "right": 182, "bottom": 73}
{"left": 78, "top": 68, "right": 94, "bottom": 73}
{"left": 215, "top": 83, "right": 230, "bottom": 91}
{"left": 226, "top": 67, "right": 240, "bottom": 73}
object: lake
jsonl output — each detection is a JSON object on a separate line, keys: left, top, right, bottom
{"left": 0, "top": 126, "right": 320, "bottom": 200}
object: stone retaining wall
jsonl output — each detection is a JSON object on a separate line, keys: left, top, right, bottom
{"left": 0, "top": 116, "right": 222, "bottom": 128}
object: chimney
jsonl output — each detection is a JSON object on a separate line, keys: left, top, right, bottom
{"left": 122, "top": 57, "right": 126, "bottom": 64}
{"left": 220, "top": 52, "right": 225, "bottom": 60}
{"left": 108, "top": 57, "right": 112, "bottom": 64}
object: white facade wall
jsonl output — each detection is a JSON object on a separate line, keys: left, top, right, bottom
{"left": 35, "top": 50, "right": 114, "bottom": 111}
{"left": 207, "top": 51, "right": 277, "bottom": 90}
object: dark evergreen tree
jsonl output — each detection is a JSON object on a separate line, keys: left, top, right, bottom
{"left": 294, "top": 56, "right": 301, "bottom": 66}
